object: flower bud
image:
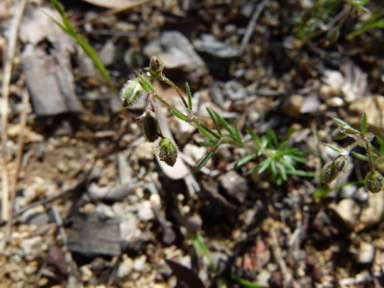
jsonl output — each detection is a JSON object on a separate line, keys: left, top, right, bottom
{"left": 326, "top": 27, "right": 340, "bottom": 44}
{"left": 322, "top": 161, "right": 338, "bottom": 184}
{"left": 158, "top": 137, "right": 178, "bottom": 167}
{"left": 139, "top": 111, "right": 161, "bottom": 142}
{"left": 120, "top": 79, "right": 146, "bottom": 107}
{"left": 365, "top": 169, "right": 383, "bottom": 193}
{"left": 149, "top": 56, "right": 164, "bottom": 76}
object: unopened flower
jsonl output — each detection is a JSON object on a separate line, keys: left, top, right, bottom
{"left": 139, "top": 111, "right": 162, "bottom": 142}
{"left": 158, "top": 137, "right": 178, "bottom": 167}
{"left": 120, "top": 79, "right": 146, "bottom": 107}
{"left": 365, "top": 169, "right": 383, "bottom": 193}
{"left": 148, "top": 56, "right": 164, "bottom": 77}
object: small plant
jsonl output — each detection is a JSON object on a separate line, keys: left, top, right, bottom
{"left": 121, "top": 57, "right": 311, "bottom": 183}
{"left": 322, "top": 114, "right": 384, "bottom": 193}
{"left": 295, "top": 0, "right": 382, "bottom": 45}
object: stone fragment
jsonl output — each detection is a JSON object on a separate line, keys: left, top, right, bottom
{"left": 347, "top": 95, "right": 384, "bottom": 134}
{"left": 144, "top": 31, "right": 207, "bottom": 82}
{"left": 20, "top": 236, "right": 43, "bottom": 261}
{"left": 98, "top": 41, "right": 115, "bottom": 66}
{"left": 357, "top": 242, "right": 375, "bottom": 264}
{"left": 194, "top": 34, "right": 238, "bottom": 59}
{"left": 219, "top": 171, "right": 249, "bottom": 203}
{"left": 117, "top": 255, "right": 133, "bottom": 278}
{"left": 329, "top": 199, "right": 360, "bottom": 230}
{"left": 359, "top": 190, "right": 384, "bottom": 230}
{"left": 225, "top": 80, "right": 247, "bottom": 101}
{"left": 133, "top": 255, "right": 147, "bottom": 272}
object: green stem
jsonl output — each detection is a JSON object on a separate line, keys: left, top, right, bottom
{"left": 365, "top": 137, "right": 375, "bottom": 170}
{"left": 160, "top": 75, "right": 189, "bottom": 108}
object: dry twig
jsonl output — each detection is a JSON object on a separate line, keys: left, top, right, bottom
{"left": 238, "top": 0, "right": 268, "bottom": 55}
{"left": 1, "top": 0, "right": 28, "bottom": 223}
{"left": 5, "top": 89, "right": 30, "bottom": 241}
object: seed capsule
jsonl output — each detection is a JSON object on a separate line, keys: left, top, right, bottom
{"left": 139, "top": 111, "right": 161, "bottom": 142}
{"left": 158, "top": 137, "right": 178, "bottom": 167}
{"left": 322, "top": 161, "right": 338, "bottom": 184}
{"left": 334, "top": 154, "right": 349, "bottom": 172}
{"left": 120, "top": 79, "right": 146, "bottom": 107}
{"left": 365, "top": 170, "right": 383, "bottom": 193}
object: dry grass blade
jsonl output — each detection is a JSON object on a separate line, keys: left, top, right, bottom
{"left": 5, "top": 89, "right": 29, "bottom": 241}
{"left": 1, "top": 0, "right": 28, "bottom": 224}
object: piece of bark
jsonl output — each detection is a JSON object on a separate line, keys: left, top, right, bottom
{"left": 20, "top": 6, "right": 82, "bottom": 115}
{"left": 67, "top": 212, "right": 121, "bottom": 256}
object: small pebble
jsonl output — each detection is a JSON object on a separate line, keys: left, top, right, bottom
{"left": 358, "top": 242, "right": 375, "bottom": 264}
{"left": 137, "top": 207, "right": 154, "bottom": 222}
{"left": 133, "top": 255, "right": 147, "bottom": 272}
{"left": 20, "top": 236, "right": 43, "bottom": 261}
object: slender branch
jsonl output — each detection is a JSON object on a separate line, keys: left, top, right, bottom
{"left": 1, "top": 0, "right": 28, "bottom": 223}
{"left": 160, "top": 75, "right": 189, "bottom": 108}
{"left": 153, "top": 93, "right": 221, "bottom": 141}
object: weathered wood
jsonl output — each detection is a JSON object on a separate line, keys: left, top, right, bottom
{"left": 20, "top": 6, "right": 82, "bottom": 115}
{"left": 67, "top": 212, "right": 121, "bottom": 257}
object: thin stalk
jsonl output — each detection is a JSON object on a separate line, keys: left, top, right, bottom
{"left": 160, "top": 75, "right": 189, "bottom": 108}
{"left": 153, "top": 93, "right": 221, "bottom": 141}
{"left": 365, "top": 137, "right": 375, "bottom": 170}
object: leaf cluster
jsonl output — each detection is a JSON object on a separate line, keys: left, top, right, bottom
{"left": 296, "top": 0, "right": 381, "bottom": 45}
{"left": 232, "top": 127, "right": 311, "bottom": 186}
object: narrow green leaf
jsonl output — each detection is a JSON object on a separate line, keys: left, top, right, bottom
{"left": 276, "top": 162, "right": 287, "bottom": 181}
{"left": 196, "top": 123, "right": 220, "bottom": 141}
{"left": 217, "top": 277, "right": 227, "bottom": 288}
{"left": 191, "top": 232, "right": 213, "bottom": 268}
{"left": 42, "top": 12, "right": 70, "bottom": 34}
{"left": 47, "top": 0, "right": 112, "bottom": 86}
{"left": 270, "top": 160, "right": 277, "bottom": 179}
{"left": 50, "top": 0, "right": 77, "bottom": 34}
{"left": 283, "top": 127, "right": 293, "bottom": 142}
{"left": 246, "top": 125, "right": 262, "bottom": 146}
{"left": 289, "top": 155, "right": 307, "bottom": 164}
{"left": 266, "top": 128, "right": 279, "bottom": 148}
{"left": 171, "top": 108, "right": 188, "bottom": 122}
{"left": 377, "top": 135, "right": 384, "bottom": 155}
{"left": 192, "top": 145, "right": 219, "bottom": 173}
{"left": 231, "top": 275, "right": 267, "bottom": 288}
{"left": 326, "top": 144, "right": 342, "bottom": 153}
{"left": 231, "top": 153, "right": 257, "bottom": 169}
{"left": 233, "top": 120, "right": 242, "bottom": 141}
{"left": 289, "top": 170, "right": 315, "bottom": 177}
{"left": 351, "top": 151, "right": 369, "bottom": 161}
{"left": 247, "top": 165, "right": 259, "bottom": 174}
{"left": 332, "top": 117, "right": 353, "bottom": 128}
{"left": 332, "top": 117, "right": 360, "bottom": 134}
{"left": 277, "top": 158, "right": 296, "bottom": 173}
{"left": 137, "top": 75, "right": 155, "bottom": 92}
{"left": 185, "top": 82, "right": 192, "bottom": 110}
{"left": 77, "top": 35, "right": 111, "bottom": 82}
{"left": 278, "top": 148, "right": 300, "bottom": 156}
{"left": 255, "top": 158, "right": 272, "bottom": 174}
{"left": 212, "top": 110, "right": 236, "bottom": 137}
{"left": 276, "top": 141, "right": 289, "bottom": 153}
{"left": 313, "top": 180, "right": 365, "bottom": 198}
{"left": 206, "top": 108, "right": 223, "bottom": 137}
{"left": 361, "top": 113, "right": 367, "bottom": 136}
{"left": 199, "top": 141, "right": 217, "bottom": 147}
